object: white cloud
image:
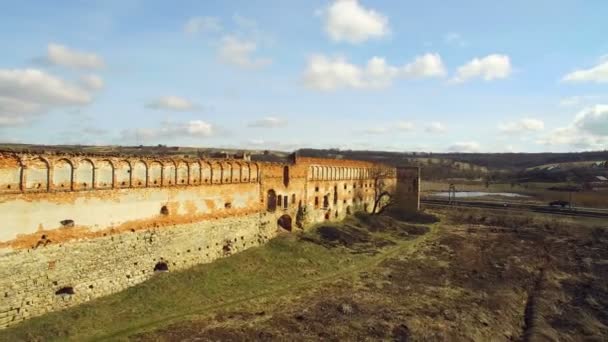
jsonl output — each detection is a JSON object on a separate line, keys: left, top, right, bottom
{"left": 444, "top": 32, "right": 466, "bottom": 47}
{"left": 146, "top": 96, "right": 198, "bottom": 111}
{"left": 448, "top": 141, "right": 480, "bottom": 153}
{"left": 80, "top": 74, "right": 104, "bottom": 90}
{"left": 46, "top": 43, "right": 104, "bottom": 70}
{"left": 538, "top": 105, "right": 608, "bottom": 150}
{"left": 0, "top": 68, "right": 93, "bottom": 126}
{"left": 451, "top": 54, "right": 512, "bottom": 83}
{"left": 562, "top": 60, "right": 608, "bottom": 83}
{"left": 499, "top": 118, "right": 544, "bottom": 134}
{"left": 425, "top": 121, "right": 447, "bottom": 134}
{"left": 303, "top": 53, "right": 445, "bottom": 91}
{"left": 396, "top": 121, "right": 415, "bottom": 131}
{"left": 361, "top": 126, "right": 389, "bottom": 134}
{"left": 323, "top": 0, "right": 390, "bottom": 43}
{"left": 573, "top": 104, "right": 608, "bottom": 136}
{"left": 358, "top": 120, "right": 415, "bottom": 134}
{"left": 184, "top": 16, "right": 222, "bottom": 34}
{"left": 218, "top": 35, "right": 271, "bottom": 69}
{"left": 126, "top": 120, "right": 215, "bottom": 142}
{"left": 247, "top": 116, "right": 287, "bottom": 128}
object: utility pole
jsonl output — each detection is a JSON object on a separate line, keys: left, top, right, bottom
{"left": 448, "top": 183, "right": 456, "bottom": 204}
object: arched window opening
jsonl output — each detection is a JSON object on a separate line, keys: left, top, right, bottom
{"left": 154, "top": 261, "right": 169, "bottom": 272}
{"left": 283, "top": 195, "right": 288, "bottom": 209}
{"left": 323, "top": 195, "right": 329, "bottom": 209}
{"left": 278, "top": 214, "right": 292, "bottom": 231}
{"left": 160, "top": 205, "right": 169, "bottom": 216}
{"left": 333, "top": 185, "right": 338, "bottom": 205}
{"left": 267, "top": 189, "right": 277, "bottom": 212}
{"left": 283, "top": 165, "right": 289, "bottom": 187}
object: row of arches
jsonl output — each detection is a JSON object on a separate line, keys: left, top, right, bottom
{"left": 0, "top": 155, "right": 259, "bottom": 193}
{"left": 309, "top": 166, "right": 375, "bottom": 181}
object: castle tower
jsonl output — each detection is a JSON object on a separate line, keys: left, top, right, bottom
{"left": 395, "top": 166, "right": 420, "bottom": 212}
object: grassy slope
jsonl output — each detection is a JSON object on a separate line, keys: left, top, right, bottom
{"left": 0, "top": 216, "right": 437, "bottom": 342}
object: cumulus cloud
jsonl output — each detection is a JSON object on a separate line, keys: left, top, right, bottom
{"left": 425, "top": 121, "right": 447, "bottom": 134}
{"left": 46, "top": 43, "right": 104, "bottom": 70}
{"left": 448, "top": 141, "right": 481, "bottom": 153}
{"left": 562, "top": 60, "right": 608, "bottom": 83}
{"left": 538, "top": 105, "right": 608, "bottom": 150}
{"left": 247, "top": 116, "right": 287, "bottom": 128}
{"left": 322, "top": 0, "right": 390, "bottom": 44}
{"left": 499, "top": 118, "right": 544, "bottom": 134}
{"left": 79, "top": 74, "right": 104, "bottom": 90}
{"left": 0, "top": 68, "right": 93, "bottom": 126}
{"left": 573, "top": 104, "right": 608, "bottom": 136}
{"left": 146, "top": 96, "right": 198, "bottom": 111}
{"left": 125, "top": 120, "right": 215, "bottom": 142}
{"left": 303, "top": 53, "right": 445, "bottom": 91}
{"left": 218, "top": 35, "right": 271, "bottom": 69}
{"left": 184, "top": 16, "right": 222, "bottom": 34}
{"left": 451, "top": 54, "right": 512, "bottom": 83}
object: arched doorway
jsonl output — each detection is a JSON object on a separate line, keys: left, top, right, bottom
{"left": 278, "top": 214, "right": 292, "bottom": 231}
{"left": 267, "top": 189, "right": 277, "bottom": 212}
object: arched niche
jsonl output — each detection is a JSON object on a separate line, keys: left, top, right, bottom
{"left": 189, "top": 161, "right": 201, "bottom": 185}
{"left": 241, "top": 163, "right": 250, "bottom": 182}
{"left": 52, "top": 158, "right": 73, "bottom": 190}
{"left": 232, "top": 162, "right": 241, "bottom": 183}
{"left": 132, "top": 160, "right": 147, "bottom": 187}
{"left": 176, "top": 161, "right": 189, "bottom": 185}
{"left": 211, "top": 162, "right": 222, "bottom": 184}
{"left": 148, "top": 161, "right": 162, "bottom": 186}
{"left": 201, "top": 162, "right": 212, "bottom": 184}
{"left": 163, "top": 160, "right": 176, "bottom": 186}
{"left": 74, "top": 159, "right": 94, "bottom": 190}
{"left": 250, "top": 163, "right": 259, "bottom": 182}
{"left": 223, "top": 162, "right": 232, "bottom": 183}
{"left": 0, "top": 154, "right": 22, "bottom": 193}
{"left": 95, "top": 160, "right": 113, "bottom": 189}
{"left": 115, "top": 160, "right": 131, "bottom": 188}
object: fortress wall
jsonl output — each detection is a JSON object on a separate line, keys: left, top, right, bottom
{"left": 0, "top": 183, "right": 261, "bottom": 247}
{"left": 0, "top": 213, "right": 270, "bottom": 328}
{"left": 0, "top": 152, "right": 419, "bottom": 329}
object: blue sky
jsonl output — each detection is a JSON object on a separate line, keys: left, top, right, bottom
{"left": 1, "top": 0, "right": 607, "bottom": 152}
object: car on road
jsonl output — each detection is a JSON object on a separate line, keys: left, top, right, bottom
{"left": 549, "top": 200, "right": 570, "bottom": 208}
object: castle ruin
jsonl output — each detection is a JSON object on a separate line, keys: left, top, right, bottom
{"left": 0, "top": 150, "right": 419, "bottom": 328}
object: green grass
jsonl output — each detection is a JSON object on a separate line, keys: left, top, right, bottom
{"left": 0, "top": 215, "right": 437, "bottom": 342}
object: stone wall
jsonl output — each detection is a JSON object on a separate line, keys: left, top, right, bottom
{"left": 0, "top": 213, "right": 269, "bottom": 328}
{"left": 0, "top": 152, "right": 418, "bottom": 329}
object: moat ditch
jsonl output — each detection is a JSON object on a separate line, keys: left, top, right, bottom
{"left": 1, "top": 209, "right": 607, "bottom": 341}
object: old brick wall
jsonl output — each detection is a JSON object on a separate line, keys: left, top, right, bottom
{"left": 0, "top": 152, "right": 416, "bottom": 329}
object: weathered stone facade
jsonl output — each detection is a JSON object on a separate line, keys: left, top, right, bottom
{"left": 0, "top": 151, "right": 419, "bottom": 329}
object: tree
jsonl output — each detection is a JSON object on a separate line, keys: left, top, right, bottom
{"left": 369, "top": 166, "right": 396, "bottom": 215}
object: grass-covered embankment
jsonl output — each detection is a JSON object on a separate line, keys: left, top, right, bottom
{"left": 0, "top": 213, "right": 435, "bottom": 341}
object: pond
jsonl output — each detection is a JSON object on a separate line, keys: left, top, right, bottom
{"left": 432, "top": 191, "right": 529, "bottom": 198}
